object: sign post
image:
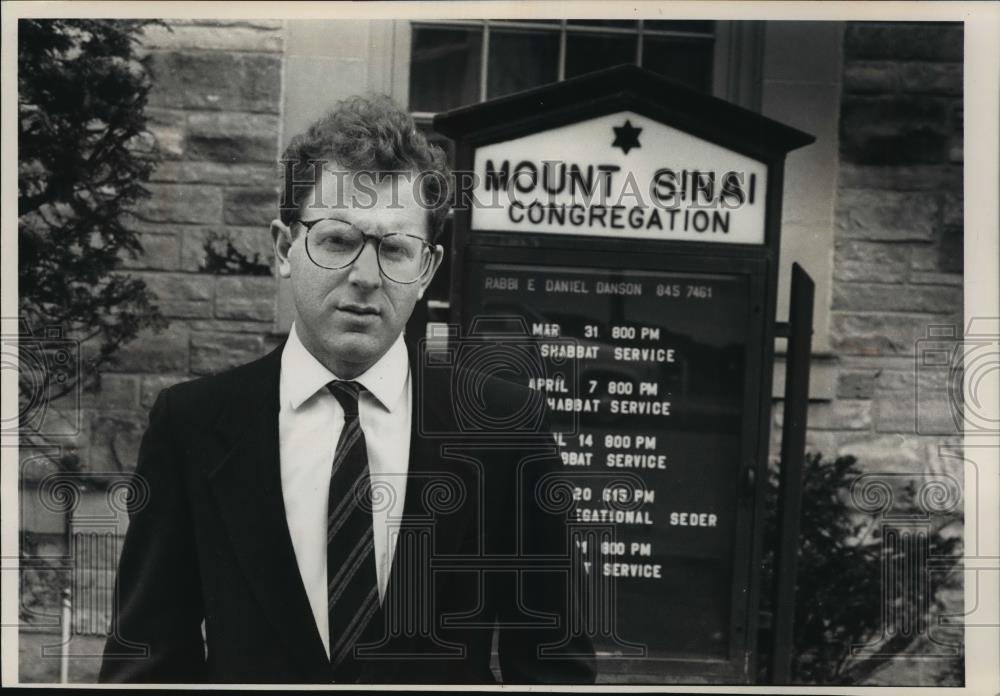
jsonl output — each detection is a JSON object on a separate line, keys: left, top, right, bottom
{"left": 434, "top": 65, "right": 814, "bottom": 683}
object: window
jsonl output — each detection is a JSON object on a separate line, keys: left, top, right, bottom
{"left": 409, "top": 19, "right": 716, "bottom": 116}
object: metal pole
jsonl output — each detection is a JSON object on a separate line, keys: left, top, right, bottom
{"left": 60, "top": 587, "right": 71, "bottom": 683}
{"left": 769, "top": 263, "right": 814, "bottom": 684}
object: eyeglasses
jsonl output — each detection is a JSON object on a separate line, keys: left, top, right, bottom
{"left": 296, "top": 217, "right": 434, "bottom": 284}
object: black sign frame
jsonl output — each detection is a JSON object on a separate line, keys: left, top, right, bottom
{"left": 435, "top": 64, "right": 814, "bottom": 684}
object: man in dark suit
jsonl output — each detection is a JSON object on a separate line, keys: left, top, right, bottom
{"left": 99, "top": 95, "right": 595, "bottom": 684}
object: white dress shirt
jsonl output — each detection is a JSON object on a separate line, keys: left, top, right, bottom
{"left": 278, "top": 323, "right": 411, "bottom": 658}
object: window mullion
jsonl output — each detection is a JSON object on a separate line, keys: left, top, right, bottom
{"left": 637, "top": 20, "right": 644, "bottom": 66}
{"left": 557, "top": 20, "right": 567, "bottom": 81}
{"left": 480, "top": 21, "right": 490, "bottom": 102}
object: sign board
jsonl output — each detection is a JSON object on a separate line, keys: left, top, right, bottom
{"left": 471, "top": 111, "right": 769, "bottom": 244}
{"left": 435, "top": 65, "right": 813, "bottom": 684}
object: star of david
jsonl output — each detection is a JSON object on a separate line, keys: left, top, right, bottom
{"left": 612, "top": 119, "right": 643, "bottom": 154}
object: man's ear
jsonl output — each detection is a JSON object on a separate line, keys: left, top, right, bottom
{"left": 417, "top": 244, "right": 445, "bottom": 300}
{"left": 271, "top": 219, "right": 294, "bottom": 278}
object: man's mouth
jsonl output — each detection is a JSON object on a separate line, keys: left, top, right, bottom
{"left": 338, "top": 304, "right": 381, "bottom": 317}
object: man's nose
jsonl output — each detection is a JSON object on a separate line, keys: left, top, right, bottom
{"left": 348, "top": 239, "right": 382, "bottom": 288}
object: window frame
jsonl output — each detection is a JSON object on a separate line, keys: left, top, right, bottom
{"left": 405, "top": 19, "right": 761, "bottom": 122}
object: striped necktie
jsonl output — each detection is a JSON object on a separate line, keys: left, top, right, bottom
{"left": 326, "top": 380, "right": 379, "bottom": 681}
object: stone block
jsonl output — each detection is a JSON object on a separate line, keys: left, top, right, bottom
{"left": 119, "top": 231, "right": 181, "bottom": 271}
{"left": 145, "top": 108, "right": 187, "bottom": 160}
{"left": 147, "top": 51, "right": 281, "bottom": 113}
{"left": 840, "top": 97, "right": 950, "bottom": 165}
{"left": 910, "top": 232, "right": 963, "bottom": 276}
{"left": 141, "top": 22, "right": 283, "bottom": 53}
{"left": 140, "top": 374, "right": 191, "bottom": 408}
{"left": 19, "top": 630, "right": 108, "bottom": 683}
{"left": 20, "top": 484, "right": 68, "bottom": 534}
{"left": 132, "top": 184, "right": 223, "bottom": 225}
{"left": 877, "top": 367, "right": 951, "bottom": 393}
{"left": 909, "top": 271, "right": 963, "bottom": 287}
{"left": 843, "top": 61, "right": 900, "bottom": 93}
{"left": 837, "top": 164, "right": 961, "bottom": 192}
{"left": 88, "top": 412, "right": 148, "bottom": 477}
{"left": 840, "top": 96, "right": 950, "bottom": 137}
{"left": 224, "top": 188, "right": 279, "bottom": 226}
{"left": 215, "top": 276, "right": 276, "bottom": 321}
{"left": 80, "top": 374, "right": 139, "bottom": 410}
{"left": 19, "top": 558, "right": 68, "bottom": 625}
{"left": 831, "top": 312, "right": 938, "bottom": 357}
{"left": 942, "top": 193, "right": 962, "bottom": 227}
{"left": 18, "top": 447, "right": 68, "bottom": 486}
{"left": 190, "top": 331, "right": 264, "bottom": 375}
{"left": 900, "top": 61, "right": 963, "bottom": 95}
{"left": 150, "top": 161, "right": 278, "bottom": 187}
{"left": 837, "top": 433, "right": 924, "bottom": 474}
{"left": 169, "top": 19, "right": 283, "bottom": 30}
{"left": 185, "top": 112, "right": 280, "bottom": 164}
{"left": 844, "top": 23, "right": 963, "bottom": 61}
{"left": 939, "top": 225, "right": 963, "bottom": 273}
{"left": 838, "top": 189, "right": 938, "bottom": 241}
{"left": 180, "top": 226, "right": 275, "bottom": 272}
{"left": 926, "top": 437, "right": 964, "bottom": 478}
{"left": 188, "top": 319, "right": 278, "bottom": 334}
{"left": 803, "top": 429, "right": 841, "bottom": 459}
{"left": 102, "top": 327, "right": 189, "bottom": 374}
{"left": 837, "top": 369, "right": 879, "bottom": 399}
{"left": 797, "top": 399, "right": 873, "bottom": 430}
{"left": 833, "top": 240, "right": 909, "bottom": 282}
{"left": 137, "top": 272, "right": 215, "bottom": 319}
{"left": 833, "top": 283, "right": 961, "bottom": 314}
{"left": 908, "top": 246, "right": 934, "bottom": 274}
{"left": 875, "top": 368, "right": 959, "bottom": 435}
{"left": 948, "top": 141, "right": 963, "bottom": 164}
{"left": 876, "top": 388, "right": 958, "bottom": 435}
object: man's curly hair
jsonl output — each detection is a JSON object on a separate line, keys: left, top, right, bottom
{"left": 278, "top": 94, "right": 451, "bottom": 242}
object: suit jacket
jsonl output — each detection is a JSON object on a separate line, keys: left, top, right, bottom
{"left": 99, "top": 337, "right": 595, "bottom": 684}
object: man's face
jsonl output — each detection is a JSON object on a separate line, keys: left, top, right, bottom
{"left": 272, "top": 164, "right": 443, "bottom": 378}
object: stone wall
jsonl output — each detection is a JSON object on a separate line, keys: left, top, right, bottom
{"left": 772, "top": 22, "right": 964, "bottom": 686}
{"left": 71, "top": 19, "right": 286, "bottom": 481}
{"left": 770, "top": 21, "right": 964, "bottom": 470}
{"left": 834, "top": 21, "right": 963, "bottom": 487}
{"left": 18, "top": 20, "right": 286, "bottom": 683}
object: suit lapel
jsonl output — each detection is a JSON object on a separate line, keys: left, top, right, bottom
{"left": 358, "top": 336, "right": 468, "bottom": 681}
{"left": 205, "top": 344, "right": 330, "bottom": 675}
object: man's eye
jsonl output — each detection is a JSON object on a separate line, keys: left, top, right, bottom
{"left": 380, "top": 240, "right": 413, "bottom": 260}
{"left": 310, "top": 223, "right": 357, "bottom": 249}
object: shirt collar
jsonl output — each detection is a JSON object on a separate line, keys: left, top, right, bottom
{"left": 281, "top": 323, "right": 409, "bottom": 413}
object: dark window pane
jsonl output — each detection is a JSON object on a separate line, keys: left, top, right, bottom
{"left": 487, "top": 29, "right": 560, "bottom": 99}
{"left": 565, "top": 33, "right": 636, "bottom": 78}
{"left": 568, "top": 20, "right": 638, "bottom": 29}
{"left": 643, "top": 20, "right": 714, "bottom": 34}
{"left": 642, "top": 36, "right": 714, "bottom": 92}
{"left": 409, "top": 26, "right": 482, "bottom": 112}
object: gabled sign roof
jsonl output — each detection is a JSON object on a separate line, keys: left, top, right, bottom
{"left": 434, "top": 64, "right": 815, "bottom": 161}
